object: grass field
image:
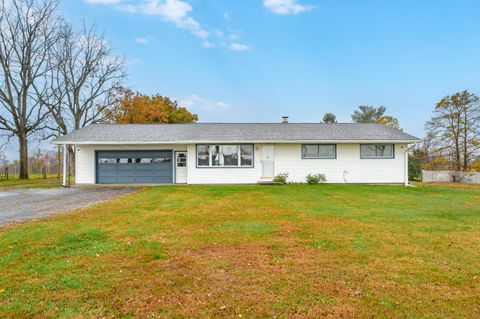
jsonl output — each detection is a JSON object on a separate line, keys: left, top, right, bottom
{"left": 0, "top": 174, "right": 63, "bottom": 188}
{"left": 0, "top": 184, "right": 479, "bottom": 318}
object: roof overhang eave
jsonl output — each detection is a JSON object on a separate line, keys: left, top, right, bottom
{"left": 51, "top": 139, "right": 421, "bottom": 145}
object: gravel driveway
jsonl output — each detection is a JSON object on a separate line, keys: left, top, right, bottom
{"left": 0, "top": 187, "right": 137, "bottom": 226}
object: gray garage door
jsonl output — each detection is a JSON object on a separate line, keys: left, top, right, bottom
{"left": 96, "top": 151, "right": 173, "bottom": 184}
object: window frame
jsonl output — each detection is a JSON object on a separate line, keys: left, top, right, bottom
{"left": 196, "top": 144, "right": 255, "bottom": 168}
{"left": 301, "top": 144, "right": 337, "bottom": 159}
{"left": 360, "top": 144, "right": 395, "bottom": 159}
{"left": 98, "top": 158, "right": 117, "bottom": 164}
{"left": 176, "top": 153, "right": 187, "bottom": 168}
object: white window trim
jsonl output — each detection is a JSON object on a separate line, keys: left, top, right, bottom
{"left": 301, "top": 144, "right": 337, "bottom": 159}
{"left": 360, "top": 144, "right": 395, "bottom": 159}
{"left": 196, "top": 144, "right": 254, "bottom": 168}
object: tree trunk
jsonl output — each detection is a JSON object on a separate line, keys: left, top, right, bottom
{"left": 463, "top": 112, "right": 469, "bottom": 172}
{"left": 19, "top": 133, "right": 29, "bottom": 179}
{"left": 454, "top": 140, "right": 461, "bottom": 172}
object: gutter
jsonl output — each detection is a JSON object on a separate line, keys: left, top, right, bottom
{"left": 51, "top": 139, "right": 421, "bottom": 145}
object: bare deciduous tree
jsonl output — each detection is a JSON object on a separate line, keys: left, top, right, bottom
{"left": 0, "top": 149, "right": 8, "bottom": 167}
{"left": 426, "top": 90, "right": 480, "bottom": 172}
{"left": 0, "top": 0, "right": 61, "bottom": 178}
{"left": 45, "top": 22, "right": 126, "bottom": 139}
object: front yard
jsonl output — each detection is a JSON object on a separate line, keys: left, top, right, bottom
{"left": 0, "top": 184, "right": 479, "bottom": 318}
{"left": 0, "top": 174, "right": 63, "bottom": 189}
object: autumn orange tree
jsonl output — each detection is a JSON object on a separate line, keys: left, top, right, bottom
{"left": 106, "top": 87, "right": 198, "bottom": 124}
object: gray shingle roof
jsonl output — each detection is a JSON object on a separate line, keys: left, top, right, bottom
{"left": 52, "top": 123, "right": 420, "bottom": 144}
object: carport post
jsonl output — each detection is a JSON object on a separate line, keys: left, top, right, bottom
{"left": 62, "top": 144, "right": 68, "bottom": 187}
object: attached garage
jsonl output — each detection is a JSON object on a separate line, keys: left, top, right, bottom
{"left": 96, "top": 150, "right": 173, "bottom": 184}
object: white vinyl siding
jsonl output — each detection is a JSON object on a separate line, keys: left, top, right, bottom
{"left": 74, "top": 143, "right": 408, "bottom": 185}
{"left": 275, "top": 144, "right": 407, "bottom": 184}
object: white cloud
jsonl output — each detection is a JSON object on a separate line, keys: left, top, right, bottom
{"left": 228, "top": 43, "right": 250, "bottom": 51}
{"left": 228, "top": 33, "right": 240, "bottom": 41}
{"left": 212, "top": 28, "right": 224, "bottom": 38}
{"left": 84, "top": 0, "right": 250, "bottom": 50}
{"left": 179, "top": 95, "right": 231, "bottom": 112}
{"left": 263, "top": 0, "right": 314, "bottom": 15}
{"left": 135, "top": 36, "right": 152, "bottom": 44}
{"left": 118, "top": 0, "right": 209, "bottom": 39}
{"left": 201, "top": 41, "right": 215, "bottom": 48}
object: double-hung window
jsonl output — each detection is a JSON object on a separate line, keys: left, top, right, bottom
{"left": 197, "top": 144, "right": 254, "bottom": 167}
{"left": 360, "top": 144, "right": 394, "bottom": 159}
{"left": 301, "top": 144, "right": 336, "bottom": 159}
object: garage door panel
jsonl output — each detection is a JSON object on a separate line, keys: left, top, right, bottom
{"left": 96, "top": 151, "right": 173, "bottom": 184}
{"left": 117, "top": 167, "right": 137, "bottom": 176}
{"left": 152, "top": 172, "right": 172, "bottom": 177}
{"left": 134, "top": 172, "right": 165, "bottom": 178}
{"left": 97, "top": 167, "right": 118, "bottom": 177}
{"left": 98, "top": 172, "right": 118, "bottom": 178}
{"left": 116, "top": 178, "right": 136, "bottom": 184}
{"left": 97, "top": 165, "right": 117, "bottom": 171}
{"left": 133, "top": 177, "right": 155, "bottom": 183}
{"left": 135, "top": 165, "right": 161, "bottom": 171}
{"left": 99, "top": 177, "right": 118, "bottom": 184}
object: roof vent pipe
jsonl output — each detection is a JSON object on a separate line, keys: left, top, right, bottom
{"left": 282, "top": 116, "right": 289, "bottom": 124}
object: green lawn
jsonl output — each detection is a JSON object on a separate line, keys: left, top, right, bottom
{"left": 0, "top": 184, "right": 479, "bottom": 318}
{"left": 0, "top": 174, "right": 63, "bottom": 188}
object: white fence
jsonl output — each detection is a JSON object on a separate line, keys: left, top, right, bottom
{"left": 422, "top": 170, "right": 480, "bottom": 184}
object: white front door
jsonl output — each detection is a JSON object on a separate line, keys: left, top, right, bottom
{"left": 175, "top": 152, "right": 187, "bottom": 184}
{"left": 261, "top": 145, "right": 275, "bottom": 178}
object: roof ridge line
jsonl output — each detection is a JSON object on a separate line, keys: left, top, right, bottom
{"left": 90, "top": 122, "right": 382, "bottom": 125}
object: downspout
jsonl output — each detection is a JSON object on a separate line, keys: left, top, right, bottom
{"left": 404, "top": 147, "right": 409, "bottom": 186}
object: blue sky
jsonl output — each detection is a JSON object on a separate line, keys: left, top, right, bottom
{"left": 5, "top": 0, "right": 480, "bottom": 159}
{"left": 62, "top": 0, "right": 480, "bottom": 134}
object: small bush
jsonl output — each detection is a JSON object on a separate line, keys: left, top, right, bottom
{"left": 408, "top": 152, "right": 423, "bottom": 182}
{"left": 273, "top": 172, "right": 289, "bottom": 184}
{"left": 306, "top": 173, "right": 327, "bottom": 184}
